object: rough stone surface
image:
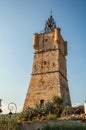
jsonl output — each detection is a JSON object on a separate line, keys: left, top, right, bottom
{"left": 23, "top": 28, "right": 71, "bottom": 110}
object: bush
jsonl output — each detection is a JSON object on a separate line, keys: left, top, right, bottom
{"left": 45, "top": 101, "right": 55, "bottom": 114}
{"left": 35, "top": 104, "right": 46, "bottom": 117}
{"left": 19, "top": 107, "right": 35, "bottom": 121}
{"left": 42, "top": 125, "right": 51, "bottom": 130}
{"left": 0, "top": 114, "right": 20, "bottom": 130}
{"left": 61, "top": 106, "right": 84, "bottom": 116}
{"left": 52, "top": 96, "right": 63, "bottom": 105}
{"left": 52, "top": 96, "right": 63, "bottom": 117}
{"left": 46, "top": 114, "right": 57, "bottom": 120}
{"left": 20, "top": 96, "right": 71, "bottom": 121}
{"left": 20, "top": 101, "right": 56, "bottom": 121}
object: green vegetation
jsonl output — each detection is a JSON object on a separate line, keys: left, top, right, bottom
{"left": 19, "top": 96, "right": 63, "bottom": 121}
{"left": 19, "top": 96, "right": 85, "bottom": 122}
{"left": 0, "top": 96, "right": 85, "bottom": 130}
{"left": 42, "top": 121, "right": 86, "bottom": 130}
{"left": 46, "top": 114, "right": 57, "bottom": 120}
{"left": 42, "top": 125, "right": 86, "bottom": 130}
{"left": 0, "top": 114, "right": 20, "bottom": 130}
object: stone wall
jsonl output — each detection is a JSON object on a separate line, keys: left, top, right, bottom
{"left": 19, "top": 120, "right": 60, "bottom": 130}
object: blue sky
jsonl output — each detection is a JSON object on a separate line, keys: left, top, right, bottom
{"left": 0, "top": 0, "right": 86, "bottom": 113}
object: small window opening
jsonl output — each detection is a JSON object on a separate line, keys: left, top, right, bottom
{"left": 45, "top": 38, "right": 48, "bottom": 42}
{"left": 44, "top": 61, "right": 46, "bottom": 65}
{"left": 53, "top": 63, "right": 55, "bottom": 67}
{"left": 40, "top": 99, "right": 44, "bottom": 106}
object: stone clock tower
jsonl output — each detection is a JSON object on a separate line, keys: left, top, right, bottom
{"left": 23, "top": 15, "right": 71, "bottom": 110}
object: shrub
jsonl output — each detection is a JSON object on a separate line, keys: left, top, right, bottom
{"left": 19, "top": 107, "right": 35, "bottom": 121}
{"left": 35, "top": 104, "right": 46, "bottom": 117}
{"left": 0, "top": 114, "right": 20, "bottom": 130}
{"left": 46, "top": 114, "right": 57, "bottom": 120}
{"left": 61, "top": 106, "right": 84, "bottom": 116}
{"left": 52, "top": 96, "right": 63, "bottom": 117}
{"left": 42, "top": 125, "right": 51, "bottom": 130}
{"left": 19, "top": 98, "right": 63, "bottom": 121}
{"left": 52, "top": 96, "right": 63, "bottom": 105}
{"left": 45, "top": 101, "right": 55, "bottom": 114}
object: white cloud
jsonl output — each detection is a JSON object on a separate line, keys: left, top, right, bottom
{"left": 72, "top": 103, "right": 81, "bottom": 107}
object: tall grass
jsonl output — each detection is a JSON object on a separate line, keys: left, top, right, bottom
{"left": 42, "top": 125, "right": 86, "bottom": 130}
{"left": 42, "top": 121, "right": 86, "bottom": 130}
{"left": 0, "top": 114, "right": 20, "bottom": 130}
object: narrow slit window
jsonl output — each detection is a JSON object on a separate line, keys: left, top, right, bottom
{"left": 44, "top": 61, "right": 46, "bottom": 65}
{"left": 45, "top": 38, "right": 48, "bottom": 42}
{"left": 40, "top": 99, "right": 44, "bottom": 106}
{"left": 53, "top": 63, "right": 55, "bottom": 67}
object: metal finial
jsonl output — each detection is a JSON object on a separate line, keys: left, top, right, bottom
{"left": 44, "top": 13, "right": 56, "bottom": 32}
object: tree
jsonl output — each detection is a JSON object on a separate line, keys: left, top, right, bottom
{"left": 52, "top": 96, "right": 63, "bottom": 117}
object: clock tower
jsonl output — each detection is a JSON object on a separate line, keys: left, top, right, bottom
{"left": 23, "top": 15, "right": 71, "bottom": 110}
